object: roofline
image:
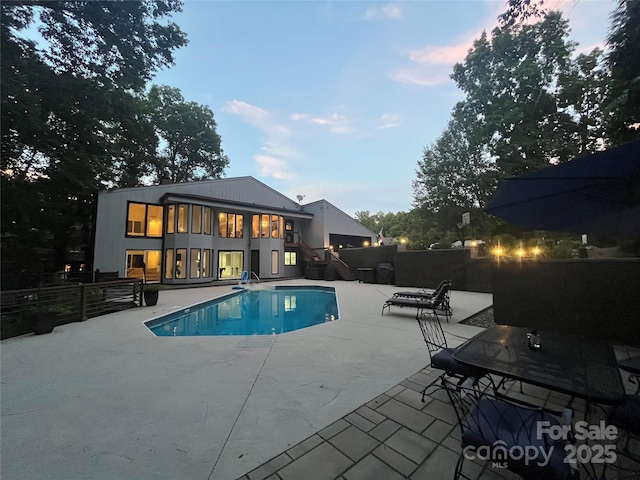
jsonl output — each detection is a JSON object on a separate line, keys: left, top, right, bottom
{"left": 159, "top": 192, "right": 314, "bottom": 219}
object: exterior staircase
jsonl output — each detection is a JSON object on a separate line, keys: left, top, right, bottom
{"left": 297, "top": 239, "right": 355, "bottom": 281}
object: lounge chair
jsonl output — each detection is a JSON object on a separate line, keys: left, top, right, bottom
{"left": 381, "top": 282, "right": 452, "bottom": 322}
{"left": 392, "top": 279, "right": 451, "bottom": 300}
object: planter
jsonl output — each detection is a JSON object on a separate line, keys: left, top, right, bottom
{"left": 33, "top": 313, "right": 56, "bottom": 335}
{"left": 143, "top": 289, "right": 159, "bottom": 306}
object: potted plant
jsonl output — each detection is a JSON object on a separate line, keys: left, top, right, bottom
{"left": 143, "top": 283, "right": 163, "bottom": 306}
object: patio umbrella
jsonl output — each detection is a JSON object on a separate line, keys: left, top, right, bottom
{"left": 484, "top": 140, "right": 640, "bottom": 238}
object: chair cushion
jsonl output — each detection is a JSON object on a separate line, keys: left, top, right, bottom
{"left": 432, "top": 348, "right": 483, "bottom": 378}
{"left": 462, "top": 398, "right": 571, "bottom": 480}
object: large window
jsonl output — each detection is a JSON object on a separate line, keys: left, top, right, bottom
{"left": 192, "top": 205, "right": 202, "bottom": 234}
{"left": 126, "top": 250, "right": 161, "bottom": 280}
{"left": 190, "top": 249, "right": 201, "bottom": 278}
{"left": 202, "top": 249, "right": 211, "bottom": 278}
{"left": 127, "top": 203, "right": 163, "bottom": 237}
{"left": 177, "top": 204, "right": 188, "bottom": 233}
{"left": 252, "top": 215, "right": 260, "bottom": 238}
{"left": 165, "top": 249, "right": 174, "bottom": 279}
{"left": 218, "top": 251, "right": 243, "bottom": 279}
{"left": 176, "top": 248, "right": 187, "bottom": 279}
{"left": 204, "top": 207, "right": 212, "bottom": 235}
{"left": 284, "top": 251, "right": 297, "bottom": 266}
{"left": 252, "top": 214, "right": 284, "bottom": 239}
{"left": 219, "top": 212, "right": 244, "bottom": 238}
{"left": 166, "top": 205, "right": 175, "bottom": 234}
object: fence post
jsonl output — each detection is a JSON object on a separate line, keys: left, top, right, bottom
{"left": 80, "top": 284, "right": 88, "bottom": 321}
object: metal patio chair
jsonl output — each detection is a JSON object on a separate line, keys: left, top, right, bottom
{"left": 442, "top": 376, "right": 574, "bottom": 480}
{"left": 416, "top": 311, "right": 486, "bottom": 402}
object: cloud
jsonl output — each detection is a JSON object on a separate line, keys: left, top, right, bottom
{"left": 364, "top": 3, "right": 402, "bottom": 20}
{"left": 254, "top": 154, "right": 295, "bottom": 180}
{"left": 223, "top": 100, "right": 268, "bottom": 127}
{"left": 223, "top": 100, "right": 298, "bottom": 180}
{"left": 390, "top": 28, "right": 479, "bottom": 87}
{"left": 295, "top": 111, "right": 355, "bottom": 134}
{"left": 376, "top": 113, "right": 402, "bottom": 130}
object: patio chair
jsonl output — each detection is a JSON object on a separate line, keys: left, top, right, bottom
{"left": 442, "top": 376, "right": 574, "bottom": 480}
{"left": 381, "top": 282, "right": 452, "bottom": 322}
{"left": 416, "top": 312, "right": 487, "bottom": 402}
{"left": 618, "top": 355, "right": 640, "bottom": 395}
{"left": 392, "top": 279, "right": 452, "bottom": 300}
{"left": 607, "top": 394, "right": 640, "bottom": 462}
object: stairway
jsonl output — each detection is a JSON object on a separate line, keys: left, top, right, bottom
{"left": 297, "top": 239, "right": 355, "bottom": 281}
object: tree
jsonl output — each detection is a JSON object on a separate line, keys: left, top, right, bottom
{"left": 413, "top": 112, "right": 499, "bottom": 241}
{"left": 1, "top": 1, "right": 187, "bottom": 270}
{"left": 498, "top": 0, "right": 549, "bottom": 26}
{"left": 451, "top": 13, "right": 583, "bottom": 177}
{"left": 146, "top": 85, "right": 229, "bottom": 183}
{"left": 606, "top": 0, "right": 640, "bottom": 144}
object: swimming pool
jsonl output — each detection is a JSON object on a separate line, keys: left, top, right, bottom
{"left": 145, "top": 286, "right": 339, "bottom": 336}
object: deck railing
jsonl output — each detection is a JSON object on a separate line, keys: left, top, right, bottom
{"left": 0, "top": 279, "right": 143, "bottom": 339}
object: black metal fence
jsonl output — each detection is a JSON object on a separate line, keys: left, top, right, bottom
{"left": 1, "top": 279, "right": 143, "bottom": 339}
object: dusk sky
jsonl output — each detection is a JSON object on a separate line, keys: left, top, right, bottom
{"left": 152, "top": 0, "right": 616, "bottom": 216}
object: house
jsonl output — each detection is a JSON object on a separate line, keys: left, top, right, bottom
{"left": 93, "top": 177, "right": 376, "bottom": 284}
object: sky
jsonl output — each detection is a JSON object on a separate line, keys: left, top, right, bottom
{"left": 152, "top": 0, "right": 617, "bottom": 217}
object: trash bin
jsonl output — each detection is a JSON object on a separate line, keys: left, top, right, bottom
{"left": 306, "top": 264, "right": 325, "bottom": 280}
{"left": 324, "top": 265, "right": 336, "bottom": 281}
{"left": 376, "top": 263, "right": 394, "bottom": 284}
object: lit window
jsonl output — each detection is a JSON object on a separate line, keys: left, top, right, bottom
{"left": 127, "top": 203, "right": 146, "bottom": 236}
{"left": 190, "top": 249, "right": 201, "bottom": 278}
{"left": 252, "top": 215, "right": 260, "bottom": 238}
{"left": 176, "top": 248, "right": 187, "bottom": 279}
{"left": 228, "top": 213, "right": 236, "bottom": 238}
{"left": 192, "top": 205, "right": 202, "bottom": 234}
{"left": 261, "top": 214, "right": 270, "bottom": 238}
{"left": 127, "top": 203, "right": 163, "bottom": 237}
{"left": 177, "top": 204, "right": 188, "bottom": 233}
{"left": 166, "top": 205, "right": 175, "bottom": 234}
{"left": 219, "top": 212, "right": 243, "bottom": 238}
{"left": 279, "top": 216, "right": 284, "bottom": 239}
{"left": 203, "top": 207, "right": 212, "bottom": 235}
{"left": 146, "top": 205, "right": 163, "bottom": 237}
{"left": 165, "top": 249, "right": 174, "bottom": 279}
{"left": 235, "top": 214, "right": 244, "bottom": 238}
{"left": 284, "top": 251, "right": 297, "bottom": 266}
{"left": 219, "top": 212, "right": 227, "bottom": 237}
{"left": 271, "top": 250, "right": 279, "bottom": 274}
{"left": 271, "top": 215, "right": 279, "bottom": 238}
{"left": 202, "top": 249, "right": 210, "bottom": 278}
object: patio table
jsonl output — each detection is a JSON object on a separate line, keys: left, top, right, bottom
{"left": 453, "top": 325, "right": 625, "bottom": 404}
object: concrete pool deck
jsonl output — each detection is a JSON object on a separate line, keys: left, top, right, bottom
{"left": 1, "top": 279, "right": 492, "bottom": 480}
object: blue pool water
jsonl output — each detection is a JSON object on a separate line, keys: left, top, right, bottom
{"left": 145, "top": 286, "right": 339, "bottom": 336}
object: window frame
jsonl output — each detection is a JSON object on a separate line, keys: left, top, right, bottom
{"left": 126, "top": 201, "right": 164, "bottom": 238}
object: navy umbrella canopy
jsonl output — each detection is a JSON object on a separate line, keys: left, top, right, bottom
{"left": 484, "top": 141, "right": 640, "bottom": 238}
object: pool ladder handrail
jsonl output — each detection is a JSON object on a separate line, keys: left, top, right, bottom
{"left": 250, "top": 271, "right": 260, "bottom": 282}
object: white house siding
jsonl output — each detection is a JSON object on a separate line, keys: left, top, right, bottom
{"left": 302, "top": 200, "right": 375, "bottom": 248}
{"left": 93, "top": 178, "right": 375, "bottom": 285}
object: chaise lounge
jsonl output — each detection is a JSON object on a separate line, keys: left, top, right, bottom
{"left": 392, "top": 279, "right": 451, "bottom": 300}
{"left": 381, "top": 282, "right": 452, "bottom": 322}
